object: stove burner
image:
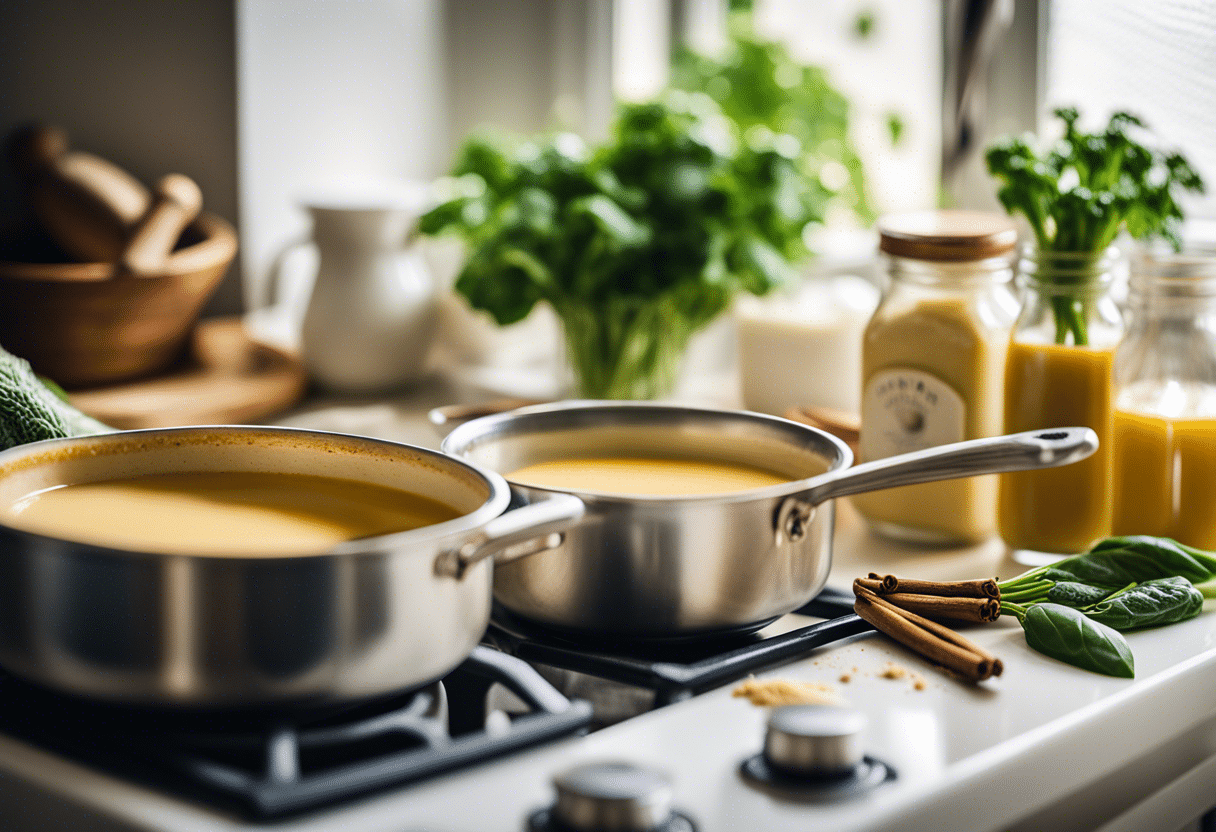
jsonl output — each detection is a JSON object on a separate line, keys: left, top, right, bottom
{"left": 738, "top": 754, "right": 895, "bottom": 800}
{"left": 0, "top": 646, "right": 592, "bottom": 818}
{"left": 488, "top": 586, "right": 870, "bottom": 707}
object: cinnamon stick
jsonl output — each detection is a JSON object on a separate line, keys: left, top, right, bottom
{"left": 852, "top": 591, "right": 993, "bottom": 682}
{"left": 863, "top": 589, "right": 1004, "bottom": 677}
{"left": 881, "top": 592, "right": 1001, "bottom": 624}
{"left": 868, "top": 575, "right": 999, "bottom": 599}
{"left": 868, "top": 573, "right": 899, "bottom": 593}
{"left": 854, "top": 577, "right": 885, "bottom": 594}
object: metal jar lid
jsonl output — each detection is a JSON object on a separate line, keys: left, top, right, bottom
{"left": 877, "top": 209, "right": 1018, "bottom": 262}
{"left": 552, "top": 760, "right": 675, "bottom": 831}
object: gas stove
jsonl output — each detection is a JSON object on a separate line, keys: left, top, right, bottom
{"left": 0, "top": 572, "right": 1214, "bottom": 832}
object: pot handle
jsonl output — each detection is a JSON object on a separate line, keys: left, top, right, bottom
{"left": 434, "top": 493, "right": 585, "bottom": 580}
{"left": 428, "top": 399, "right": 548, "bottom": 438}
{"left": 804, "top": 427, "right": 1099, "bottom": 505}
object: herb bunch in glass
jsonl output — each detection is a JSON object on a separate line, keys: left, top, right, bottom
{"left": 985, "top": 107, "right": 1204, "bottom": 345}
{"left": 420, "top": 93, "right": 824, "bottom": 399}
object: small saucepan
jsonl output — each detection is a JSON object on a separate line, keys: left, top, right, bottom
{"left": 0, "top": 426, "right": 583, "bottom": 707}
{"left": 441, "top": 401, "right": 1097, "bottom": 638}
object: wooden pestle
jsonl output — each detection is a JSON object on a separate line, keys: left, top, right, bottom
{"left": 119, "top": 174, "right": 203, "bottom": 276}
{"left": 9, "top": 123, "right": 151, "bottom": 262}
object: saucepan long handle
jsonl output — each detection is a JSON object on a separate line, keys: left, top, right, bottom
{"left": 804, "top": 427, "right": 1099, "bottom": 505}
{"left": 434, "top": 493, "right": 585, "bottom": 579}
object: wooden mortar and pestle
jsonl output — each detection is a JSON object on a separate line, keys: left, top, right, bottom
{"left": 11, "top": 123, "right": 203, "bottom": 274}
{"left": 0, "top": 124, "right": 235, "bottom": 387}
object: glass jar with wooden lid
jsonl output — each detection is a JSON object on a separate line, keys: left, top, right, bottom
{"left": 853, "top": 210, "right": 1019, "bottom": 544}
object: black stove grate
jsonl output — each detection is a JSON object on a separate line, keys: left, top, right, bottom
{"left": 487, "top": 587, "right": 872, "bottom": 706}
{"left": 0, "top": 645, "right": 592, "bottom": 819}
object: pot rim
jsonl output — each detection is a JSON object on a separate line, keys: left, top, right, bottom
{"left": 440, "top": 400, "right": 854, "bottom": 506}
{"left": 0, "top": 424, "right": 514, "bottom": 561}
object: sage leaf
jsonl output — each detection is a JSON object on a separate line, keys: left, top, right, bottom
{"left": 1087, "top": 577, "right": 1204, "bottom": 631}
{"left": 1022, "top": 604, "right": 1135, "bottom": 678}
{"left": 1047, "top": 581, "right": 1114, "bottom": 609}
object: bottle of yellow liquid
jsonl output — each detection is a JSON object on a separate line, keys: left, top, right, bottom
{"left": 855, "top": 210, "right": 1018, "bottom": 544}
{"left": 998, "top": 248, "right": 1123, "bottom": 557}
{"left": 1111, "top": 245, "right": 1216, "bottom": 549}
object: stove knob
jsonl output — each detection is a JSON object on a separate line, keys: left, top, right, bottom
{"left": 763, "top": 704, "right": 867, "bottom": 778}
{"left": 552, "top": 760, "right": 674, "bottom": 831}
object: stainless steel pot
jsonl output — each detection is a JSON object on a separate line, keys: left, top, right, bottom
{"left": 441, "top": 402, "right": 1097, "bottom": 637}
{"left": 0, "top": 426, "right": 583, "bottom": 706}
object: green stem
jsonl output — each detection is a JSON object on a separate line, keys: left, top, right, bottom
{"left": 998, "top": 564, "right": 1056, "bottom": 591}
{"left": 1001, "top": 581, "right": 1055, "bottom": 603}
{"left": 1001, "top": 602, "right": 1029, "bottom": 622}
{"left": 1094, "top": 582, "right": 1138, "bottom": 606}
{"left": 560, "top": 297, "right": 693, "bottom": 399}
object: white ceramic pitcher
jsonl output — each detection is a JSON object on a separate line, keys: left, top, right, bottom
{"left": 267, "top": 186, "right": 439, "bottom": 392}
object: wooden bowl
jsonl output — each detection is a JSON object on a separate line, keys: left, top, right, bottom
{"left": 0, "top": 214, "right": 237, "bottom": 388}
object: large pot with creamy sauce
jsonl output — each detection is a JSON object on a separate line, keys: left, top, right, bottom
{"left": 442, "top": 402, "right": 1097, "bottom": 637}
{"left": 0, "top": 426, "right": 582, "bottom": 706}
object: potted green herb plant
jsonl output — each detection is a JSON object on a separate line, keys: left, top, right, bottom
{"left": 419, "top": 92, "right": 823, "bottom": 400}
{"left": 986, "top": 108, "right": 1204, "bottom": 556}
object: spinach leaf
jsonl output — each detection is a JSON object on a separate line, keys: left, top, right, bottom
{"left": 1022, "top": 604, "right": 1135, "bottom": 678}
{"left": 1087, "top": 577, "right": 1205, "bottom": 631}
{"left": 1046, "top": 581, "right": 1114, "bottom": 609}
{"left": 1052, "top": 536, "right": 1216, "bottom": 586}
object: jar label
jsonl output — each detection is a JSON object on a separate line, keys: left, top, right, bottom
{"left": 861, "top": 369, "right": 965, "bottom": 460}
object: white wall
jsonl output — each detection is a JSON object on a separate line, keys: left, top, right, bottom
{"left": 236, "top": 0, "right": 449, "bottom": 312}
{"left": 1047, "top": 0, "right": 1216, "bottom": 223}
{"left": 753, "top": 0, "right": 944, "bottom": 215}
{"left": 236, "top": 0, "right": 616, "bottom": 315}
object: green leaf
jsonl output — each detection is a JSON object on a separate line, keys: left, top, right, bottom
{"left": 1022, "top": 603, "right": 1135, "bottom": 678}
{"left": 1087, "top": 577, "right": 1205, "bottom": 631}
{"left": 1056, "top": 536, "right": 1216, "bottom": 586}
{"left": 1046, "top": 581, "right": 1115, "bottom": 609}
{"left": 567, "top": 195, "right": 650, "bottom": 248}
{"left": 985, "top": 108, "right": 1204, "bottom": 263}
{"left": 854, "top": 9, "right": 876, "bottom": 39}
{"left": 0, "top": 345, "right": 112, "bottom": 449}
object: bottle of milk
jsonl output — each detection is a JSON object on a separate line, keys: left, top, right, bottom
{"left": 735, "top": 274, "right": 879, "bottom": 416}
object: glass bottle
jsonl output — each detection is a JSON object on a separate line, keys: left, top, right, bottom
{"left": 854, "top": 211, "right": 1019, "bottom": 545}
{"left": 998, "top": 247, "right": 1123, "bottom": 558}
{"left": 1111, "top": 245, "right": 1216, "bottom": 549}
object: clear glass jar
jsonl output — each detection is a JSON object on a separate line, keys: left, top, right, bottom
{"left": 998, "top": 247, "right": 1123, "bottom": 557}
{"left": 1111, "top": 246, "right": 1216, "bottom": 548}
{"left": 855, "top": 211, "right": 1018, "bottom": 545}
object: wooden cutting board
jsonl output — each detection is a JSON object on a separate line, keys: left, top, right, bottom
{"left": 70, "top": 316, "right": 307, "bottom": 429}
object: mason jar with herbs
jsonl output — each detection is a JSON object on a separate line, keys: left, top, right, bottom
{"left": 986, "top": 107, "right": 1205, "bottom": 558}
{"left": 1111, "top": 245, "right": 1216, "bottom": 549}
{"left": 853, "top": 210, "right": 1018, "bottom": 544}
{"left": 998, "top": 247, "right": 1123, "bottom": 554}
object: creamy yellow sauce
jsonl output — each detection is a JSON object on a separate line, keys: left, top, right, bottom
{"left": 4, "top": 472, "right": 460, "bottom": 556}
{"left": 505, "top": 457, "right": 789, "bottom": 496}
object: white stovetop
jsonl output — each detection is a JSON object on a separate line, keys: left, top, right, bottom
{"left": 0, "top": 386, "right": 1214, "bottom": 831}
